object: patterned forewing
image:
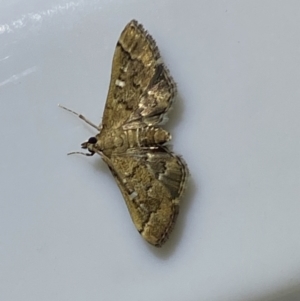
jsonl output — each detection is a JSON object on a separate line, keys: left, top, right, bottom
{"left": 108, "top": 147, "right": 188, "bottom": 246}
{"left": 102, "top": 20, "right": 176, "bottom": 130}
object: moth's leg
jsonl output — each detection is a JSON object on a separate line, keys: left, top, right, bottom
{"left": 58, "top": 104, "right": 102, "bottom": 131}
{"left": 67, "top": 151, "right": 95, "bottom": 156}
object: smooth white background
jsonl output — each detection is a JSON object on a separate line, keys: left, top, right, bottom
{"left": 1, "top": 1, "right": 300, "bottom": 300}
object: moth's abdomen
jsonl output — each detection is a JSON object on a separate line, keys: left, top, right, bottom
{"left": 126, "top": 127, "right": 171, "bottom": 148}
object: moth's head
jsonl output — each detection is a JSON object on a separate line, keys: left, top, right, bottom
{"left": 80, "top": 136, "right": 98, "bottom": 155}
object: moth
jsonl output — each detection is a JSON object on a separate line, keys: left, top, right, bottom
{"left": 60, "top": 20, "right": 189, "bottom": 247}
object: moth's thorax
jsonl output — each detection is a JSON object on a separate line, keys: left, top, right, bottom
{"left": 96, "top": 126, "right": 171, "bottom": 156}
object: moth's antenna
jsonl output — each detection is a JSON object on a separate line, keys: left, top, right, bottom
{"left": 58, "top": 104, "right": 102, "bottom": 131}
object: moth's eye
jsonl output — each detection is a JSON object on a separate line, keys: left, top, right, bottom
{"left": 88, "top": 137, "right": 97, "bottom": 144}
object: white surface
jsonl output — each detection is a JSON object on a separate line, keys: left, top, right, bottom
{"left": 1, "top": 1, "right": 300, "bottom": 300}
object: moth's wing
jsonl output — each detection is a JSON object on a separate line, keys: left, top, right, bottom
{"left": 102, "top": 20, "right": 176, "bottom": 130}
{"left": 106, "top": 147, "right": 188, "bottom": 247}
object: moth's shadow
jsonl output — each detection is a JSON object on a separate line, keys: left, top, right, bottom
{"left": 164, "top": 92, "right": 185, "bottom": 133}
{"left": 146, "top": 176, "right": 197, "bottom": 259}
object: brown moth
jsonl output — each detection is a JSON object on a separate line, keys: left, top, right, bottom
{"left": 60, "top": 20, "right": 189, "bottom": 247}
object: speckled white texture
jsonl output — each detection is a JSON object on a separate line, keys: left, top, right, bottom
{"left": 1, "top": 1, "right": 300, "bottom": 301}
